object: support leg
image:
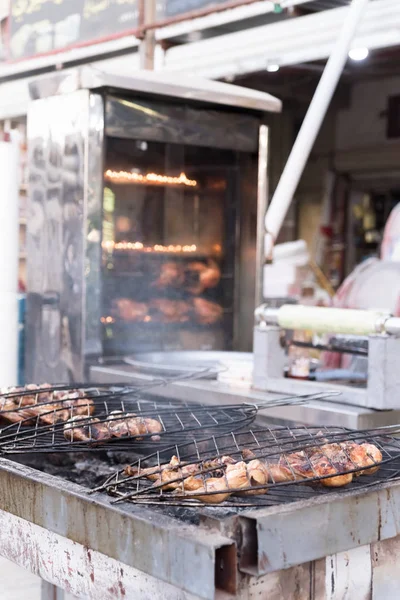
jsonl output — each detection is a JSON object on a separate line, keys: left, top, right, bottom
{"left": 41, "top": 580, "right": 65, "bottom": 600}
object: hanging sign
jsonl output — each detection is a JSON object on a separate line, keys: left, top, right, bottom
{"left": 9, "top": 0, "right": 138, "bottom": 60}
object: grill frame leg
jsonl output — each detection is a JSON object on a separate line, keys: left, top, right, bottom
{"left": 41, "top": 580, "right": 65, "bottom": 600}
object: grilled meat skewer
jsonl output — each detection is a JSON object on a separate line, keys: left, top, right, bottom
{"left": 267, "top": 441, "right": 383, "bottom": 487}
{"left": 124, "top": 455, "right": 236, "bottom": 491}
{"left": 64, "top": 410, "right": 163, "bottom": 443}
{"left": 184, "top": 459, "right": 269, "bottom": 503}
{"left": 0, "top": 384, "right": 94, "bottom": 425}
{"left": 127, "top": 439, "right": 383, "bottom": 503}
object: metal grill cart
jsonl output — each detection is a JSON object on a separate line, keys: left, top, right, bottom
{"left": 0, "top": 363, "right": 400, "bottom": 598}
{"left": 25, "top": 66, "right": 281, "bottom": 384}
{"left": 1, "top": 423, "right": 400, "bottom": 599}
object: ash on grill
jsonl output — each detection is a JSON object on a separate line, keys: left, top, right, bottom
{"left": 0, "top": 384, "right": 336, "bottom": 454}
{"left": 96, "top": 425, "right": 400, "bottom": 506}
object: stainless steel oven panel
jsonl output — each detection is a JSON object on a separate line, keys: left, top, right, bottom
{"left": 83, "top": 93, "right": 105, "bottom": 364}
{"left": 26, "top": 90, "right": 90, "bottom": 382}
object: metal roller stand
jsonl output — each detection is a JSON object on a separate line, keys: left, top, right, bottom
{"left": 253, "top": 305, "right": 400, "bottom": 411}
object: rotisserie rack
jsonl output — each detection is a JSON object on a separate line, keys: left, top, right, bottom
{"left": 95, "top": 425, "right": 400, "bottom": 506}
{"left": 0, "top": 383, "right": 338, "bottom": 453}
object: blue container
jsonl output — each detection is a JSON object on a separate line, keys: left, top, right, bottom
{"left": 18, "top": 294, "right": 26, "bottom": 386}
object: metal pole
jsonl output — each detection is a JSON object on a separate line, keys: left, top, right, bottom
{"left": 139, "top": 0, "right": 157, "bottom": 69}
{"left": 41, "top": 580, "right": 65, "bottom": 600}
{"left": 0, "top": 134, "right": 19, "bottom": 386}
{"left": 264, "top": 0, "right": 370, "bottom": 259}
{"left": 255, "top": 124, "right": 270, "bottom": 306}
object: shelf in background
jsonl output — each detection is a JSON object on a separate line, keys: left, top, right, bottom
{"left": 105, "top": 251, "right": 222, "bottom": 259}
{"left": 107, "top": 181, "right": 226, "bottom": 194}
{"left": 102, "top": 320, "right": 225, "bottom": 331}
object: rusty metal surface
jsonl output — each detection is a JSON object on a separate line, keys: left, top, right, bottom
{"left": 2, "top": 453, "right": 400, "bottom": 600}
{"left": 323, "top": 545, "right": 372, "bottom": 600}
{"left": 2, "top": 448, "right": 400, "bottom": 587}
{"left": 0, "top": 503, "right": 382, "bottom": 600}
{"left": 0, "top": 507, "right": 203, "bottom": 600}
{"left": 0, "top": 457, "right": 234, "bottom": 600}
{"left": 239, "top": 480, "right": 400, "bottom": 576}
{"left": 370, "top": 536, "right": 400, "bottom": 600}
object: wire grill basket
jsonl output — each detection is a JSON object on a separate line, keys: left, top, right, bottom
{"left": 95, "top": 424, "right": 400, "bottom": 506}
{"left": 0, "top": 382, "right": 336, "bottom": 454}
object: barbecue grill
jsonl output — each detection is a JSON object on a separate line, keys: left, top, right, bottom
{"left": 96, "top": 424, "right": 400, "bottom": 506}
{"left": 1, "top": 422, "right": 400, "bottom": 600}
{"left": 0, "top": 382, "right": 336, "bottom": 454}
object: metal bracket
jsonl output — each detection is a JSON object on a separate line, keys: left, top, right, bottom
{"left": 367, "top": 334, "right": 400, "bottom": 409}
{"left": 252, "top": 324, "right": 285, "bottom": 391}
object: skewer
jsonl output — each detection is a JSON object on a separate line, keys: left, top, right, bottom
{"left": 0, "top": 387, "right": 340, "bottom": 453}
{"left": 95, "top": 424, "right": 400, "bottom": 505}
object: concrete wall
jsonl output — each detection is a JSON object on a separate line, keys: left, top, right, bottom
{"left": 335, "top": 76, "right": 400, "bottom": 174}
{"left": 268, "top": 109, "right": 299, "bottom": 243}
{"left": 336, "top": 76, "right": 400, "bottom": 151}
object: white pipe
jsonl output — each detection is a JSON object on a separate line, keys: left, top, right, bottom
{"left": 277, "top": 305, "right": 387, "bottom": 336}
{"left": 264, "top": 0, "right": 370, "bottom": 257}
{"left": 257, "top": 304, "right": 400, "bottom": 338}
{"left": 0, "top": 134, "right": 20, "bottom": 386}
{"left": 258, "top": 305, "right": 390, "bottom": 336}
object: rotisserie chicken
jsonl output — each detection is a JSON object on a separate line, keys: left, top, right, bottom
{"left": 185, "top": 260, "right": 221, "bottom": 295}
{"left": 153, "top": 262, "right": 184, "bottom": 289}
{"left": 113, "top": 298, "right": 148, "bottom": 322}
{"left": 192, "top": 298, "right": 223, "bottom": 325}
{"left": 150, "top": 298, "right": 191, "bottom": 323}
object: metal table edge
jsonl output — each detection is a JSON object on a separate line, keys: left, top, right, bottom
{"left": 0, "top": 456, "right": 234, "bottom": 599}
{"left": 238, "top": 477, "right": 400, "bottom": 576}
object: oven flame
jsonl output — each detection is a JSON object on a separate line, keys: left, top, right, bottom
{"left": 100, "top": 316, "right": 115, "bottom": 324}
{"left": 102, "top": 241, "right": 198, "bottom": 254}
{"left": 105, "top": 169, "right": 198, "bottom": 187}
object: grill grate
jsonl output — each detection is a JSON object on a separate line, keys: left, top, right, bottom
{"left": 95, "top": 425, "right": 400, "bottom": 506}
{"left": 0, "top": 383, "right": 336, "bottom": 454}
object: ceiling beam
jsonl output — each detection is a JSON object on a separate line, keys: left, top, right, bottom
{"left": 161, "top": 0, "right": 398, "bottom": 78}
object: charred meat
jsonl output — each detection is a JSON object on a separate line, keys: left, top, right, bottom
{"left": 185, "top": 260, "right": 221, "bottom": 295}
{"left": 153, "top": 262, "right": 184, "bottom": 289}
{"left": 150, "top": 299, "right": 191, "bottom": 323}
{"left": 113, "top": 298, "right": 148, "bottom": 322}
{"left": 0, "top": 384, "right": 94, "bottom": 425}
{"left": 64, "top": 410, "right": 163, "bottom": 443}
{"left": 127, "top": 440, "right": 382, "bottom": 503}
{"left": 192, "top": 298, "right": 223, "bottom": 325}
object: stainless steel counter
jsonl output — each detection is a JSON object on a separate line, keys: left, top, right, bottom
{"left": 90, "top": 364, "right": 400, "bottom": 430}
